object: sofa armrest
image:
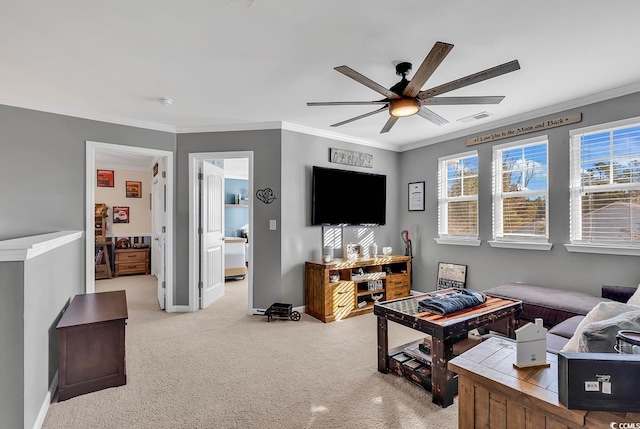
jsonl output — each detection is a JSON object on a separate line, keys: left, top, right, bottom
{"left": 601, "top": 284, "right": 637, "bottom": 303}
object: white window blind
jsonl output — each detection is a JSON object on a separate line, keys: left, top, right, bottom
{"left": 492, "top": 137, "right": 548, "bottom": 241}
{"left": 570, "top": 120, "right": 640, "bottom": 246}
{"left": 438, "top": 151, "right": 478, "bottom": 239}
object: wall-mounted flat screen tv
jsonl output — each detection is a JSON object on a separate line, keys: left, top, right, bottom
{"left": 311, "top": 165, "right": 386, "bottom": 226}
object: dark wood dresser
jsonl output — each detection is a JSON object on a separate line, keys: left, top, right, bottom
{"left": 56, "top": 290, "right": 128, "bottom": 401}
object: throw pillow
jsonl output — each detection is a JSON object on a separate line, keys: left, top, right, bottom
{"left": 561, "top": 301, "right": 640, "bottom": 353}
{"left": 627, "top": 284, "right": 640, "bottom": 306}
{"left": 577, "top": 309, "right": 640, "bottom": 353}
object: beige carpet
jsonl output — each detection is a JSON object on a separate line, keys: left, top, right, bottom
{"left": 43, "top": 275, "right": 458, "bottom": 429}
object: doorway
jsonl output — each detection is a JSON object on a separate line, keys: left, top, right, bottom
{"left": 85, "top": 141, "right": 175, "bottom": 311}
{"left": 188, "top": 151, "right": 254, "bottom": 313}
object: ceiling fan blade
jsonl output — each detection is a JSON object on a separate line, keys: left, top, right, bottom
{"left": 330, "top": 106, "right": 389, "bottom": 127}
{"left": 380, "top": 116, "right": 399, "bottom": 134}
{"left": 421, "top": 96, "right": 505, "bottom": 105}
{"left": 307, "top": 101, "right": 388, "bottom": 106}
{"left": 417, "top": 107, "right": 449, "bottom": 126}
{"left": 335, "top": 66, "right": 401, "bottom": 99}
{"left": 418, "top": 59, "right": 521, "bottom": 100}
{"left": 403, "top": 41, "right": 454, "bottom": 98}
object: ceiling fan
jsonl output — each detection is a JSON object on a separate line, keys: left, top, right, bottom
{"left": 307, "top": 41, "right": 520, "bottom": 134}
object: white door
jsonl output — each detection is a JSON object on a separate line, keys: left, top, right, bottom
{"left": 152, "top": 159, "right": 167, "bottom": 310}
{"left": 200, "top": 160, "right": 225, "bottom": 309}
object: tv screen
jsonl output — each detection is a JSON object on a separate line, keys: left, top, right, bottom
{"left": 312, "top": 166, "right": 386, "bottom": 226}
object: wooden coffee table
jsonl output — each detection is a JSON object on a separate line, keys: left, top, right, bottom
{"left": 374, "top": 290, "right": 522, "bottom": 407}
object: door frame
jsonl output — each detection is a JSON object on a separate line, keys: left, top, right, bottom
{"left": 188, "top": 151, "right": 254, "bottom": 313}
{"left": 85, "top": 141, "right": 176, "bottom": 311}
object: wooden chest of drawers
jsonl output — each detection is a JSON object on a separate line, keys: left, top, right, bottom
{"left": 385, "top": 274, "right": 410, "bottom": 300}
{"left": 114, "top": 248, "right": 150, "bottom": 277}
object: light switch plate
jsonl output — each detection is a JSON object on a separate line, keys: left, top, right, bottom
{"left": 269, "top": 220, "right": 277, "bottom": 230}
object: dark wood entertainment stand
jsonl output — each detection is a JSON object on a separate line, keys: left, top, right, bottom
{"left": 56, "top": 290, "right": 128, "bottom": 401}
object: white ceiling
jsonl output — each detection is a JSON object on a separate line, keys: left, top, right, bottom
{"left": 3, "top": 1, "right": 640, "bottom": 151}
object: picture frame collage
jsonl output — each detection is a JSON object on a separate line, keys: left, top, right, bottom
{"left": 97, "top": 169, "right": 145, "bottom": 224}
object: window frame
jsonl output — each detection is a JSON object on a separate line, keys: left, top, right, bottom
{"left": 489, "top": 136, "right": 551, "bottom": 251}
{"left": 566, "top": 116, "right": 640, "bottom": 256}
{"left": 435, "top": 150, "right": 481, "bottom": 246}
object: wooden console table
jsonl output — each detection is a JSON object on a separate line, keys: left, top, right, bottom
{"left": 448, "top": 337, "right": 640, "bottom": 428}
{"left": 56, "top": 290, "right": 128, "bottom": 401}
{"left": 374, "top": 292, "right": 522, "bottom": 408}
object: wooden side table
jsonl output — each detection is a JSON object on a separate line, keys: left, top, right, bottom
{"left": 56, "top": 291, "right": 128, "bottom": 401}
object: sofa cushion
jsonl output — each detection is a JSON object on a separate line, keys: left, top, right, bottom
{"left": 628, "top": 284, "right": 640, "bottom": 306}
{"left": 546, "top": 333, "right": 571, "bottom": 355}
{"left": 548, "top": 315, "right": 584, "bottom": 339}
{"left": 577, "top": 309, "right": 640, "bottom": 353}
{"left": 561, "top": 301, "right": 640, "bottom": 352}
{"left": 485, "top": 283, "right": 612, "bottom": 328}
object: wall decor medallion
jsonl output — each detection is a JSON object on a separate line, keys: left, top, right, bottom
{"left": 329, "top": 148, "right": 373, "bottom": 168}
{"left": 256, "top": 188, "right": 277, "bottom": 204}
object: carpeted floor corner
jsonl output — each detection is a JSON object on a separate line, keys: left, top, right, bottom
{"left": 42, "top": 275, "right": 458, "bottom": 429}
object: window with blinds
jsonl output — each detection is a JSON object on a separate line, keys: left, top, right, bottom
{"left": 492, "top": 137, "right": 548, "bottom": 242}
{"left": 570, "top": 120, "right": 640, "bottom": 246}
{"left": 438, "top": 151, "right": 478, "bottom": 239}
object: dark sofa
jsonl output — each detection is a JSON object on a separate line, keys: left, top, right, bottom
{"left": 483, "top": 283, "right": 637, "bottom": 353}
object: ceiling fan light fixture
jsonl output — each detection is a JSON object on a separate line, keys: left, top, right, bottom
{"left": 390, "top": 98, "right": 420, "bottom": 117}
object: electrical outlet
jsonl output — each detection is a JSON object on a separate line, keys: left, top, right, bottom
{"left": 269, "top": 220, "right": 277, "bottom": 230}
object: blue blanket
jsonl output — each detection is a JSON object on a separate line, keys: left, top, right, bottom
{"left": 418, "top": 288, "right": 486, "bottom": 315}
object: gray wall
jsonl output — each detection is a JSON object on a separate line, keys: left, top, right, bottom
{"left": 0, "top": 261, "right": 24, "bottom": 429}
{"left": 176, "top": 130, "right": 282, "bottom": 308}
{"left": 399, "top": 92, "right": 640, "bottom": 297}
{"left": 0, "top": 105, "right": 176, "bottom": 242}
{"left": 281, "top": 130, "right": 403, "bottom": 307}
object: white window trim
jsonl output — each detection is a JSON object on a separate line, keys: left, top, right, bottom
{"left": 491, "top": 136, "right": 551, "bottom": 250}
{"left": 564, "top": 243, "right": 640, "bottom": 256}
{"left": 435, "top": 237, "right": 482, "bottom": 246}
{"left": 567, "top": 117, "right": 640, "bottom": 255}
{"left": 436, "top": 150, "right": 480, "bottom": 245}
{"left": 489, "top": 240, "right": 552, "bottom": 251}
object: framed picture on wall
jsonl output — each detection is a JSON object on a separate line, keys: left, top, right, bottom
{"left": 97, "top": 169, "right": 114, "bottom": 187}
{"left": 113, "top": 206, "right": 129, "bottom": 223}
{"left": 436, "top": 262, "right": 467, "bottom": 290}
{"left": 408, "top": 181, "right": 425, "bottom": 211}
{"left": 126, "top": 181, "right": 142, "bottom": 198}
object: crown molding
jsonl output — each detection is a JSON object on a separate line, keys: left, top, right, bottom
{"left": 0, "top": 96, "right": 176, "bottom": 133}
{"left": 398, "top": 81, "right": 640, "bottom": 152}
{"left": 280, "top": 122, "right": 399, "bottom": 152}
{"left": 176, "top": 121, "right": 283, "bottom": 134}
{"left": 3, "top": 80, "right": 640, "bottom": 152}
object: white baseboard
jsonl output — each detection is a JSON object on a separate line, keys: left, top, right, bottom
{"left": 33, "top": 371, "right": 58, "bottom": 429}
